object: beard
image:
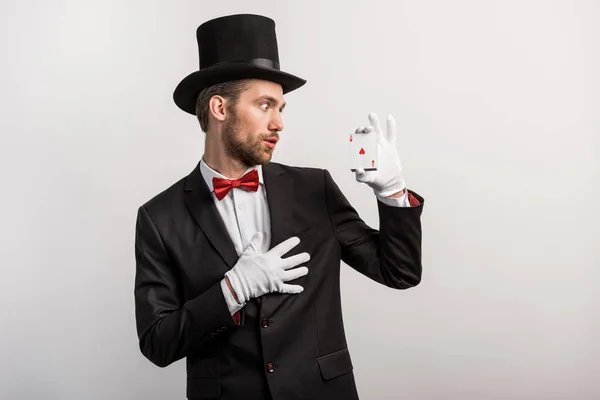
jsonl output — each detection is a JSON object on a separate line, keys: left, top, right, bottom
{"left": 222, "top": 110, "right": 274, "bottom": 168}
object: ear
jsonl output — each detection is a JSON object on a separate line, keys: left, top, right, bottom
{"left": 208, "top": 95, "right": 226, "bottom": 123}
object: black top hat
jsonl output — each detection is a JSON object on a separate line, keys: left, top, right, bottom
{"left": 173, "top": 14, "right": 306, "bottom": 115}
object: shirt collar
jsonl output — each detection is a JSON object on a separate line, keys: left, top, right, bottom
{"left": 199, "top": 156, "right": 264, "bottom": 193}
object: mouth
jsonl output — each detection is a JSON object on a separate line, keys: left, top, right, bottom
{"left": 263, "top": 136, "right": 278, "bottom": 149}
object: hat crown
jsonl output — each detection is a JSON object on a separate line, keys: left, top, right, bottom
{"left": 196, "top": 14, "right": 280, "bottom": 70}
{"left": 173, "top": 13, "right": 305, "bottom": 115}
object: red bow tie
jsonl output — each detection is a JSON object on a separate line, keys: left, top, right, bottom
{"left": 212, "top": 169, "right": 260, "bottom": 200}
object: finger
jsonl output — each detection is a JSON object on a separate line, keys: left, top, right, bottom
{"left": 270, "top": 236, "right": 301, "bottom": 257}
{"left": 368, "top": 113, "right": 381, "bottom": 132}
{"left": 364, "top": 125, "right": 374, "bottom": 133}
{"left": 386, "top": 114, "right": 397, "bottom": 143}
{"left": 279, "top": 284, "right": 304, "bottom": 294}
{"left": 368, "top": 112, "right": 384, "bottom": 142}
{"left": 355, "top": 176, "right": 366, "bottom": 183}
{"left": 356, "top": 167, "right": 375, "bottom": 182}
{"left": 282, "top": 266, "right": 308, "bottom": 281}
{"left": 355, "top": 168, "right": 367, "bottom": 182}
{"left": 281, "top": 252, "right": 310, "bottom": 269}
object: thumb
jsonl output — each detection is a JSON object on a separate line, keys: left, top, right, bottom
{"left": 355, "top": 168, "right": 370, "bottom": 183}
{"left": 355, "top": 168, "right": 367, "bottom": 179}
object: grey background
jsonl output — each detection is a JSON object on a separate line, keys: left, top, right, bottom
{"left": 1, "top": 0, "right": 598, "bottom": 399}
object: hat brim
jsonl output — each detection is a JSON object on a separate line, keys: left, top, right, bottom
{"left": 173, "top": 64, "right": 306, "bottom": 115}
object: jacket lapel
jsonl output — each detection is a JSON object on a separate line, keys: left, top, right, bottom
{"left": 261, "top": 162, "right": 302, "bottom": 314}
{"left": 183, "top": 162, "right": 239, "bottom": 269}
{"left": 262, "top": 162, "right": 295, "bottom": 251}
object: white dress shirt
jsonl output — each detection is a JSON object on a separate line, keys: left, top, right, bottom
{"left": 198, "top": 156, "right": 410, "bottom": 315}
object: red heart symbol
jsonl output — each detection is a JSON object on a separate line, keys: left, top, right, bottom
{"left": 359, "top": 147, "right": 365, "bottom": 155}
{"left": 349, "top": 135, "right": 353, "bottom": 142}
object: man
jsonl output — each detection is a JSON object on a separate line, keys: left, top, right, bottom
{"left": 134, "top": 13, "right": 424, "bottom": 400}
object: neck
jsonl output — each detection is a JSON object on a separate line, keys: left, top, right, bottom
{"left": 203, "top": 132, "right": 250, "bottom": 179}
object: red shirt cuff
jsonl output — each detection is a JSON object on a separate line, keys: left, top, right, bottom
{"left": 408, "top": 192, "right": 420, "bottom": 207}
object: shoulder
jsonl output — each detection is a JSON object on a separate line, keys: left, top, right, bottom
{"left": 264, "top": 161, "right": 328, "bottom": 180}
{"left": 264, "top": 162, "right": 342, "bottom": 203}
{"left": 138, "top": 176, "right": 187, "bottom": 214}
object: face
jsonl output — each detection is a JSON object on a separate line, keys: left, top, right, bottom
{"left": 221, "top": 79, "right": 286, "bottom": 168}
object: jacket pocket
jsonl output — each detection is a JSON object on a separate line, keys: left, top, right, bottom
{"left": 317, "top": 347, "right": 354, "bottom": 381}
{"left": 186, "top": 377, "right": 221, "bottom": 399}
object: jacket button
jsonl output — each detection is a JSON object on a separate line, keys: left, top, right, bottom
{"left": 266, "top": 362, "right": 275, "bottom": 373}
{"left": 261, "top": 318, "right": 270, "bottom": 328}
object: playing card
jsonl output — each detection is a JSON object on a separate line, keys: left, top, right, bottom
{"left": 348, "top": 130, "right": 378, "bottom": 172}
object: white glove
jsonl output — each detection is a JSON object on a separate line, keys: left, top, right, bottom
{"left": 225, "top": 232, "right": 310, "bottom": 304}
{"left": 355, "top": 112, "right": 406, "bottom": 198}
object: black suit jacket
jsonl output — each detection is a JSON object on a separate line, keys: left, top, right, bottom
{"left": 134, "top": 161, "right": 424, "bottom": 399}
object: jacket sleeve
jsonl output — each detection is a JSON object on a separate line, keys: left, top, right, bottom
{"left": 134, "top": 205, "right": 239, "bottom": 368}
{"left": 323, "top": 169, "right": 424, "bottom": 289}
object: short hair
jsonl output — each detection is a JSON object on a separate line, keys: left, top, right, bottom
{"left": 195, "top": 80, "right": 249, "bottom": 132}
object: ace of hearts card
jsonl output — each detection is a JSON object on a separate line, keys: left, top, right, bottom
{"left": 348, "top": 130, "right": 378, "bottom": 172}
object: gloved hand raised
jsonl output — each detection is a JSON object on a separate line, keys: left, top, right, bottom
{"left": 225, "top": 232, "right": 310, "bottom": 304}
{"left": 355, "top": 112, "right": 406, "bottom": 198}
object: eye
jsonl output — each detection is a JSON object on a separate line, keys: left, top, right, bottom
{"left": 259, "top": 102, "right": 269, "bottom": 111}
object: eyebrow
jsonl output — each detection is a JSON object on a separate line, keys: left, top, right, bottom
{"left": 257, "top": 95, "right": 286, "bottom": 110}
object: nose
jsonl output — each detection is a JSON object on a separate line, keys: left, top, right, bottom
{"left": 269, "top": 111, "right": 284, "bottom": 133}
